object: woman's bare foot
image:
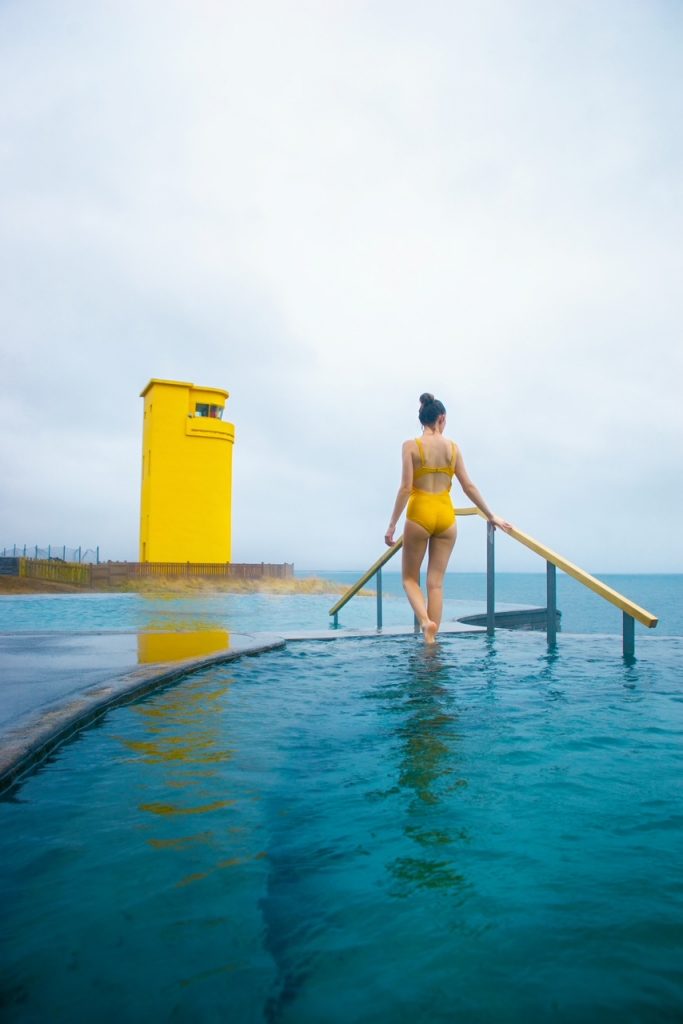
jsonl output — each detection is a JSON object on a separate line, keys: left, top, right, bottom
{"left": 422, "top": 619, "right": 438, "bottom": 644}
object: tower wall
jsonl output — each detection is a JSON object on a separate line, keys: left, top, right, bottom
{"left": 139, "top": 379, "right": 235, "bottom": 562}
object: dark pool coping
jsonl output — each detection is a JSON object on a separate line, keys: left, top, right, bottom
{"left": 0, "top": 632, "right": 285, "bottom": 794}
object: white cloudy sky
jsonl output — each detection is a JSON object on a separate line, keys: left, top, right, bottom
{"left": 1, "top": 0, "right": 681, "bottom": 572}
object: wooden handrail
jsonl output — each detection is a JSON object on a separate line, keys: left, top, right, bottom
{"left": 328, "top": 539, "right": 403, "bottom": 616}
{"left": 506, "top": 524, "right": 658, "bottom": 628}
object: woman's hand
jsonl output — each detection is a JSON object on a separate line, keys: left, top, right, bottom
{"left": 385, "top": 526, "right": 396, "bottom": 547}
{"left": 489, "top": 514, "right": 513, "bottom": 534}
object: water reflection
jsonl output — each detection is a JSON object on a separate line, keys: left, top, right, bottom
{"left": 137, "top": 629, "right": 230, "bottom": 664}
{"left": 113, "top": 671, "right": 246, "bottom": 890}
{"left": 387, "top": 644, "right": 470, "bottom": 897}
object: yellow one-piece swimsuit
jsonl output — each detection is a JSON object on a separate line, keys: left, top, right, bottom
{"left": 405, "top": 437, "right": 457, "bottom": 536}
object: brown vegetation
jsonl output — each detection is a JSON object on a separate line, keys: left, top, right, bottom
{"left": 0, "top": 575, "right": 373, "bottom": 598}
{"left": 0, "top": 577, "right": 86, "bottom": 594}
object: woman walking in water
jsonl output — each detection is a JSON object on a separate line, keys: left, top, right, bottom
{"left": 385, "top": 393, "right": 512, "bottom": 644}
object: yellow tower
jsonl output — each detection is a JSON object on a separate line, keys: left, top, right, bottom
{"left": 139, "top": 379, "right": 235, "bottom": 562}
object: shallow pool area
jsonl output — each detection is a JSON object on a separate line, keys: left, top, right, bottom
{"left": 1, "top": 632, "right": 681, "bottom": 1022}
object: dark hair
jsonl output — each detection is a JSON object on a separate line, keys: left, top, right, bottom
{"left": 418, "top": 392, "right": 446, "bottom": 425}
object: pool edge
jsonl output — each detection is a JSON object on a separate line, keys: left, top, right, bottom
{"left": 0, "top": 635, "right": 286, "bottom": 795}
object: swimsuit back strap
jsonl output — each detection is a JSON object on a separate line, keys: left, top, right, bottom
{"left": 415, "top": 438, "right": 426, "bottom": 466}
{"left": 450, "top": 442, "right": 457, "bottom": 472}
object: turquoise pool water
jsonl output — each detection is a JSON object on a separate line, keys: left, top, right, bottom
{"left": 1, "top": 633, "right": 682, "bottom": 1021}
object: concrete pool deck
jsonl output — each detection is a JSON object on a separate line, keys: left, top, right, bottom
{"left": 0, "top": 630, "right": 285, "bottom": 792}
{"left": 0, "top": 623, "right": 484, "bottom": 792}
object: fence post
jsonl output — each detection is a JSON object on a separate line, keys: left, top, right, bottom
{"left": 486, "top": 521, "right": 495, "bottom": 635}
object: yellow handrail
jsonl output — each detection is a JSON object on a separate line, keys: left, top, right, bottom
{"left": 328, "top": 539, "right": 403, "bottom": 617}
{"left": 460, "top": 507, "right": 657, "bottom": 628}
{"left": 506, "top": 524, "right": 658, "bottom": 628}
{"left": 328, "top": 508, "right": 658, "bottom": 630}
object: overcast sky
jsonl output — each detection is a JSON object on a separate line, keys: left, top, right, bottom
{"left": 1, "top": 0, "right": 681, "bottom": 573}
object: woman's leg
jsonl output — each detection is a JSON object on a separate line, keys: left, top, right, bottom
{"left": 426, "top": 524, "right": 457, "bottom": 632}
{"left": 402, "top": 519, "right": 436, "bottom": 642}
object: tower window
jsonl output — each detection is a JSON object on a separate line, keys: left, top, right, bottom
{"left": 195, "top": 403, "right": 223, "bottom": 419}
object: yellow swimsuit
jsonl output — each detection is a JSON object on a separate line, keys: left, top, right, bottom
{"left": 406, "top": 438, "right": 457, "bottom": 536}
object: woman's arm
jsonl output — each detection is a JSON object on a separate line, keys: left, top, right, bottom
{"left": 454, "top": 451, "right": 513, "bottom": 533}
{"left": 385, "top": 441, "right": 414, "bottom": 546}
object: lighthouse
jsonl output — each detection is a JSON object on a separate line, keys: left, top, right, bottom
{"left": 139, "top": 379, "right": 235, "bottom": 563}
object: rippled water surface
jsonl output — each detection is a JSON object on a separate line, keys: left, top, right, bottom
{"left": 1, "top": 633, "right": 682, "bottom": 1022}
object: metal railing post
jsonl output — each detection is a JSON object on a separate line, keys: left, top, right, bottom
{"left": 546, "top": 561, "right": 557, "bottom": 647}
{"left": 376, "top": 567, "right": 383, "bottom": 629}
{"left": 623, "top": 613, "right": 635, "bottom": 658}
{"left": 486, "top": 521, "right": 495, "bottom": 635}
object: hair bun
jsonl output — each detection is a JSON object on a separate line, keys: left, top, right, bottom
{"left": 419, "top": 392, "right": 435, "bottom": 406}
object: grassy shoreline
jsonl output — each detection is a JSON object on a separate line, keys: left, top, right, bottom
{"left": 0, "top": 576, "right": 372, "bottom": 597}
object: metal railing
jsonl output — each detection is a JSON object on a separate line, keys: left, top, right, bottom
{"left": 2, "top": 545, "right": 100, "bottom": 563}
{"left": 328, "top": 508, "right": 658, "bottom": 657}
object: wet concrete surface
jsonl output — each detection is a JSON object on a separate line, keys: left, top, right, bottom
{"left": 0, "top": 630, "right": 285, "bottom": 791}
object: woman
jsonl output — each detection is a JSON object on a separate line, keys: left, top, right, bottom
{"left": 385, "top": 393, "right": 512, "bottom": 644}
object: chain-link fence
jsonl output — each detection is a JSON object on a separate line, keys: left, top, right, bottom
{"left": 1, "top": 546, "right": 100, "bottom": 563}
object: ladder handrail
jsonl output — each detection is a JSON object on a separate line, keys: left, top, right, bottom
{"left": 328, "top": 539, "right": 402, "bottom": 617}
{"left": 328, "top": 508, "right": 658, "bottom": 630}
{"left": 506, "top": 522, "right": 657, "bottom": 628}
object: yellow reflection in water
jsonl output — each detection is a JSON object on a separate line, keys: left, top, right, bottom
{"left": 139, "top": 799, "right": 235, "bottom": 816}
{"left": 112, "top": 671, "right": 247, "bottom": 887}
{"left": 137, "top": 630, "right": 230, "bottom": 664}
{"left": 148, "top": 831, "right": 214, "bottom": 850}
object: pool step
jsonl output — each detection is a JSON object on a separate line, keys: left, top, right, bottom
{"left": 457, "top": 607, "right": 562, "bottom": 631}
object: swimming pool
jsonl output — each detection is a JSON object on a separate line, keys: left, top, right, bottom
{"left": 1, "top": 632, "right": 681, "bottom": 1021}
